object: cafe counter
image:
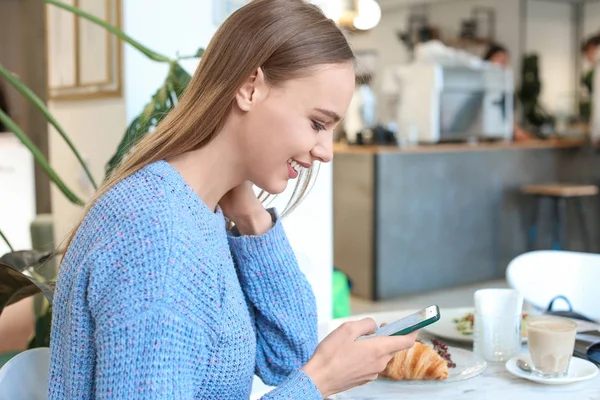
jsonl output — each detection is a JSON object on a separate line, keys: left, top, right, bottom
{"left": 333, "top": 139, "right": 600, "bottom": 300}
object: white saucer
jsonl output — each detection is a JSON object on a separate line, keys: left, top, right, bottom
{"left": 506, "top": 354, "right": 598, "bottom": 385}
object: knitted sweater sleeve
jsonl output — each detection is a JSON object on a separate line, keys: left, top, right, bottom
{"left": 228, "top": 211, "right": 322, "bottom": 399}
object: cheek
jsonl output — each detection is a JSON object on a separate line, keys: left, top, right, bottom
{"left": 263, "top": 114, "right": 313, "bottom": 154}
{"left": 247, "top": 100, "right": 316, "bottom": 167}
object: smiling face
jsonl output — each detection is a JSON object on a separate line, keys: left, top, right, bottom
{"left": 232, "top": 62, "right": 356, "bottom": 194}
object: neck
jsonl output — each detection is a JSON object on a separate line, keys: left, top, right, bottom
{"left": 167, "top": 129, "right": 244, "bottom": 211}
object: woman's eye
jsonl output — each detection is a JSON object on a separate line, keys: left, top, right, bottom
{"left": 311, "top": 120, "right": 325, "bottom": 132}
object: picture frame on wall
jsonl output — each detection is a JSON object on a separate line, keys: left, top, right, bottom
{"left": 213, "top": 0, "right": 250, "bottom": 25}
{"left": 46, "top": 0, "right": 122, "bottom": 101}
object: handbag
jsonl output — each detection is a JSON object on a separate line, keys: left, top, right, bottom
{"left": 544, "top": 295, "right": 595, "bottom": 322}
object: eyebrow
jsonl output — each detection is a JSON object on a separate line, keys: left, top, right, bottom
{"left": 314, "top": 108, "right": 341, "bottom": 123}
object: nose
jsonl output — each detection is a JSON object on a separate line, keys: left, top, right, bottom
{"left": 310, "top": 132, "right": 334, "bottom": 163}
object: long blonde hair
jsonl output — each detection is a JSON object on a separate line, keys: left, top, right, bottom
{"left": 62, "top": 0, "right": 354, "bottom": 251}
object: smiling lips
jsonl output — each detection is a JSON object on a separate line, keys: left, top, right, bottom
{"left": 287, "top": 159, "right": 311, "bottom": 179}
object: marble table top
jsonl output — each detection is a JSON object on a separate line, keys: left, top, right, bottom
{"left": 332, "top": 342, "right": 600, "bottom": 400}
{"left": 251, "top": 311, "right": 600, "bottom": 399}
{"left": 329, "top": 312, "right": 600, "bottom": 400}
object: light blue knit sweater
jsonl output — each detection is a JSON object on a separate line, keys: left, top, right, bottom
{"left": 48, "top": 160, "right": 321, "bottom": 399}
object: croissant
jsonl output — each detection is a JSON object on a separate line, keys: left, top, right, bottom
{"left": 380, "top": 342, "right": 449, "bottom": 381}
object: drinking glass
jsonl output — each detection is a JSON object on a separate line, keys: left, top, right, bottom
{"left": 473, "top": 288, "right": 523, "bottom": 362}
{"left": 526, "top": 316, "right": 577, "bottom": 378}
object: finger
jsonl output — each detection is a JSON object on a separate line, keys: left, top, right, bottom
{"left": 406, "top": 330, "right": 420, "bottom": 341}
{"left": 348, "top": 318, "right": 378, "bottom": 337}
{"left": 390, "top": 331, "right": 419, "bottom": 354}
{"left": 372, "top": 333, "right": 419, "bottom": 354}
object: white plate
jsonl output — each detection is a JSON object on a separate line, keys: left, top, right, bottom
{"left": 423, "top": 307, "right": 475, "bottom": 343}
{"left": 505, "top": 354, "right": 598, "bottom": 385}
{"left": 378, "top": 344, "right": 487, "bottom": 385}
{"left": 424, "top": 307, "right": 528, "bottom": 343}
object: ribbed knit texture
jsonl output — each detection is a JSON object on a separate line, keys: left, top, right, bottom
{"left": 48, "top": 160, "right": 321, "bottom": 399}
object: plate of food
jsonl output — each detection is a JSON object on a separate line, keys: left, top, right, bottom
{"left": 423, "top": 307, "right": 528, "bottom": 343}
{"left": 378, "top": 338, "right": 487, "bottom": 384}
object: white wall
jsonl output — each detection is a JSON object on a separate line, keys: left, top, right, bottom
{"left": 525, "top": 0, "right": 575, "bottom": 114}
{"left": 122, "top": 0, "right": 218, "bottom": 122}
{"left": 48, "top": 99, "right": 126, "bottom": 247}
{"left": 583, "top": 1, "right": 600, "bottom": 38}
{"left": 0, "top": 135, "right": 35, "bottom": 254}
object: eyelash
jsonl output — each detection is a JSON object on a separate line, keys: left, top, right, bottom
{"left": 311, "top": 120, "right": 326, "bottom": 132}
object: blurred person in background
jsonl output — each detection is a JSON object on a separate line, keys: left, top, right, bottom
{"left": 483, "top": 43, "right": 535, "bottom": 142}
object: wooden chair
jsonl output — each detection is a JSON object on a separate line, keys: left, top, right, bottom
{"left": 521, "top": 183, "right": 598, "bottom": 251}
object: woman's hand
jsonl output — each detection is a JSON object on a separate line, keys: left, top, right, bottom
{"left": 301, "top": 318, "right": 418, "bottom": 398}
{"left": 219, "top": 181, "right": 272, "bottom": 235}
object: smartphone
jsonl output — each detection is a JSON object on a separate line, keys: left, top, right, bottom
{"left": 371, "top": 305, "right": 441, "bottom": 337}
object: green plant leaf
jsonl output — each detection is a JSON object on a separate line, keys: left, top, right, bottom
{"left": 175, "top": 47, "right": 205, "bottom": 61}
{"left": 0, "top": 64, "right": 97, "bottom": 190}
{"left": 104, "top": 115, "right": 147, "bottom": 180}
{"left": 28, "top": 304, "right": 52, "bottom": 349}
{"left": 0, "top": 250, "right": 56, "bottom": 316}
{"left": 45, "top": 0, "right": 172, "bottom": 64}
{"left": 104, "top": 62, "right": 191, "bottom": 180}
{"left": 0, "top": 109, "right": 84, "bottom": 206}
{"left": 0, "top": 250, "right": 52, "bottom": 270}
{"left": 8, "top": 283, "right": 55, "bottom": 308}
{"left": 0, "top": 228, "right": 13, "bottom": 252}
{"left": 170, "top": 62, "right": 192, "bottom": 97}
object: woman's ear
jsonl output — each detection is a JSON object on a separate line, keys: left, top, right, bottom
{"left": 235, "top": 67, "right": 266, "bottom": 112}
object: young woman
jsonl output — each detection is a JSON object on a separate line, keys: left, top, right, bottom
{"left": 48, "top": 0, "right": 417, "bottom": 398}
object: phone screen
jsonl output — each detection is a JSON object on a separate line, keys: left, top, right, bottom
{"left": 373, "top": 305, "right": 439, "bottom": 337}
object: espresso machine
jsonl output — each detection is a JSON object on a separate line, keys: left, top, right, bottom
{"left": 396, "top": 63, "right": 514, "bottom": 143}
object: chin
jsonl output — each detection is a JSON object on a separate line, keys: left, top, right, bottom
{"left": 255, "top": 179, "right": 289, "bottom": 196}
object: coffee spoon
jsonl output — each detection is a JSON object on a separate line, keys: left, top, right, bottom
{"left": 517, "top": 359, "right": 532, "bottom": 373}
